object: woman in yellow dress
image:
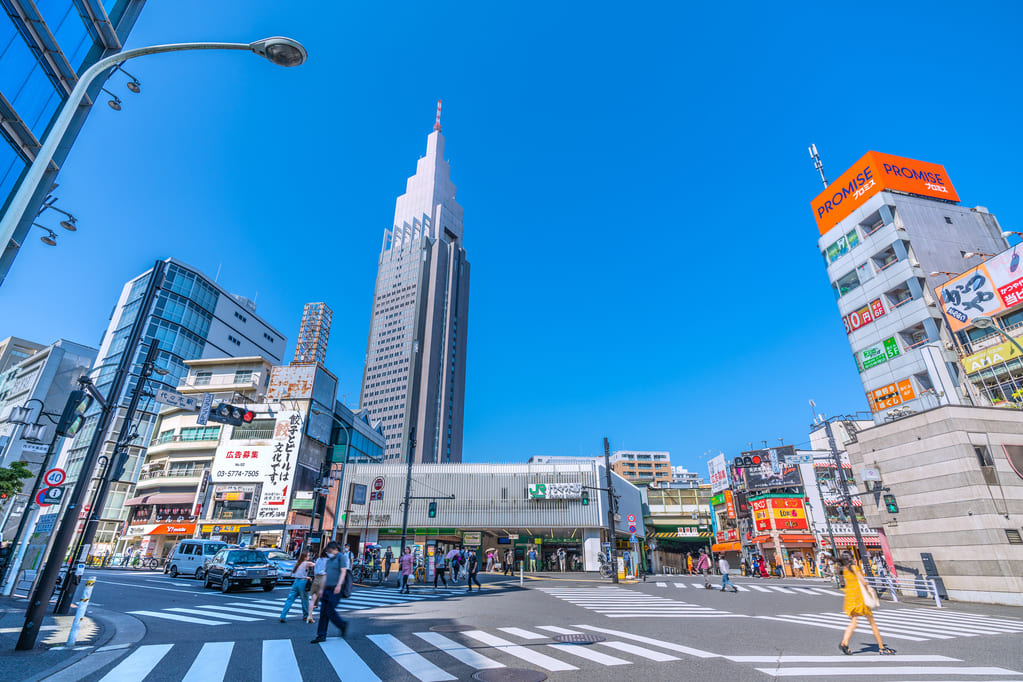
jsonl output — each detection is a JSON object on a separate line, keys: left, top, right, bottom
{"left": 838, "top": 551, "right": 894, "bottom": 655}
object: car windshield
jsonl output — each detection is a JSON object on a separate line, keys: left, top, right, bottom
{"left": 227, "top": 550, "right": 267, "bottom": 564}
{"left": 265, "top": 551, "right": 290, "bottom": 561}
{"left": 204, "top": 544, "right": 224, "bottom": 555}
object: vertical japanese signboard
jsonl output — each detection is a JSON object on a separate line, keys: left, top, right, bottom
{"left": 708, "top": 454, "right": 728, "bottom": 494}
{"left": 936, "top": 245, "right": 1023, "bottom": 332}
{"left": 866, "top": 379, "right": 916, "bottom": 412}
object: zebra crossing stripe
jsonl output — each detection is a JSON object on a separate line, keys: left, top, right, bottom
{"left": 656, "top": 582, "right": 667, "bottom": 587}
{"left": 811, "top": 613, "right": 954, "bottom": 639}
{"left": 727, "top": 654, "right": 960, "bottom": 663}
{"left": 753, "top": 615, "right": 925, "bottom": 641}
{"left": 203, "top": 604, "right": 291, "bottom": 617}
{"left": 902, "top": 608, "right": 1023, "bottom": 629}
{"left": 748, "top": 585, "right": 772, "bottom": 592}
{"left": 319, "top": 638, "right": 381, "bottom": 681}
{"left": 413, "top": 632, "right": 504, "bottom": 669}
{"left": 368, "top": 634, "right": 456, "bottom": 681}
{"left": 811, "top": 588, "right": 842, "bottom": 596}
{"left": 735, "top": 585, "right": 751, "bottom": 592}
{"left": 548, "top": 643, "right": 631, "bottom": 666}
{"left": 674, "top": 583, "right": 687, "bottom": 588}
{"left": 601, "top": 640, "right": 679, "bottom": 662}
{"left": 765, "top": 586, "right": 795, "bottom": 594}
{"left": 263, "top": 640, "right": 301, "bottom": 680}
{"left": 498, "top": 627, "right": 545, "bottom": 639}
{"left": 756, "top": 665, "right": 1021, "bottom": 677}
{"left": 461, "top": 630, "right": 578, "bottom": 671}
{"left": 790, "top": 588, "right": 820, "bottom": 595}
{"left": 98, "top": 643, "right": 173, "bottom": 682}
{"left": 127, "top": 610, "right": 228, "bottom": 626}
{"left": 182, "top": 641, "right": 234, "bottom": 682}
{"left": 573, "top": 624, "right": 717, "bottom": 658}
{"left": 536, "top": 626, "right": 582, "bottom": 635}
{"left": 166, "top": 608, "right": 262, "bottom": 622}
{"left": 872, "top": 613, "right": 1004, "bottom": 636}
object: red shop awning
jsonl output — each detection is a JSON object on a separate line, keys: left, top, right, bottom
{"left": 751, "top": 534, "right": 817, "bottom": 545}
{"left": 831, "top": 535, "right": 882, "bottom": 548}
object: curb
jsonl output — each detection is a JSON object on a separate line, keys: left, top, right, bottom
{"left": 28, "top": 608, "right": 146, "bottom": 682}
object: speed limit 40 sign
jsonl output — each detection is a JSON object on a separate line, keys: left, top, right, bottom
{"left": 44, "top": 468, "right": 66, "bottom": 487}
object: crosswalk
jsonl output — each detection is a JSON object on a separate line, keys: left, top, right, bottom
{"left": 653, "top": 580, "right": 844, "bottom": 597}
{"left": 756, "top": 606, "right": 1023, "bottom": 642}
{"left": 128, "top": 588, "right": 468, "bottom": 627}
{"left": 538, "top": 586, "right": 740, "bottom": 618}
{"left": 93, "top": 622, "right": 1023, "bottom": 681}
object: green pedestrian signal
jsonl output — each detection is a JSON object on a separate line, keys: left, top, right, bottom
{"left": 883, "top": 493, "right": 899, "bottom": 514}
{"left": 428, "top": 501, "right": 437, "bottom": 518}
{"left": 581, "top": 490, "right": 589, "bottom": 506}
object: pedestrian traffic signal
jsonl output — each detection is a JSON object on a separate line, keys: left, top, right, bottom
{"left": 208, "top": 403, "right": 255, "bottom": 427}
{"left": 428, "top": 501, "right": 437, "bottom": 518}
{"left": 883, "top": 494, "right": 899, "bottom": 514}
{"left": 581, "top": 490, "right": 590, "bottom": 506}
{"left": 55, "top": 390, "right": 92, "bottom": 438}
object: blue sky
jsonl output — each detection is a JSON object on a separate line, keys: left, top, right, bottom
{"left": 2, "top": 2, "right": 1021, "bottom": 475}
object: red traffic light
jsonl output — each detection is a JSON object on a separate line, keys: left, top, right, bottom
{"left": 750, "top": 454, "right": 762, "bottom": 465}
{"left": 242, "top": 411, "right": 255, "bottom": 423}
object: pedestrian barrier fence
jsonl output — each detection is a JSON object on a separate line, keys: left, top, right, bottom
{"left": 864, "top": 575, "right": 942, "bottom": 608}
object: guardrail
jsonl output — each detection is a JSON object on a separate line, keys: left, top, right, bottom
{"left": 864, "top": 575, "right": 942, "bottom": 608}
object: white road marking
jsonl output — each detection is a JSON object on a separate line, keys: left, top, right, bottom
{"left": 461, "top": 630, "right": 577, "bottom": 671}
{"left": 320, "top": 638, "right": 381, "bottom": 680}
{"left": 727, "top": 654, "right": 960, "bottom": 663}
{"left": 127, "top": 610, "right": 228, "bottom": 626}
{"left": 263, "top": 640, "right": 300, "bottom": 680}
{"left": 182, "top": 641, "right": 234, "bottom": 682}
{"left": 601, "top": 640, "right": 679, "bottom": 661}
{"left": 548, "top": 643, "right": 631, "bottom": 665}
{"left": 756, "top": 665, "right": 1022, "bottom": 677}
{"left": 574, "top": 624, "right": 717, "bottom": 658}
{"left": 498, "top": 627, "right": 546, "bottom": 639}
{"left": 368, "top": 633, "right": 457, "bottom": 681}
{"left": 98, "top": 643, "right": 173, "bottom": 682}
{"left": 413, "top": 631, "right": 504, "bottom": 669}
{"left": 656, "top": 582, "right": 667, "bottom": 587}
{"left": 748, "top": 585, "right": 773, "bottom": 592}
{"left": 753, "top": 615, "right": 925, "bottom": 641}
{"left": 167, "top": 608, "right": 261, "bottom": 622}
{"left": 536, "top": 626, "right": 583, "bottom": 635}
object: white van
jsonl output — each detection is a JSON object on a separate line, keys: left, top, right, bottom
{"left": 166, "top": 539, "right": 227, "bottom": 579}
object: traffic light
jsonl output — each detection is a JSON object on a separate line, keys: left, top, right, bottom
{"left": 739, "top": 453, "right": 763, "bottom": 467}
{"left": 733, "top": 457, "right": 743, "bottom": 468}
{"left": 208, "top": 403, "right": 255, "bottom": 427}
{"left": 428, "top": 501, "right": 437, "bottom": 518}
{"left": 56, "top": 390, "right": 92, "bottom": 438}
{"left": 581, "top": 490, "right": 590, "bottom": 506}
{"left": 883, "top": 494, "right": 899, "bottom": 514}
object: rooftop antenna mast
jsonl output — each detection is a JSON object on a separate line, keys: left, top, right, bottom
{"left": 808, "top": 144, "right": 828, "bottom": 187}
{"left": 433, "top": 99, "right": 442, "bottom": 132}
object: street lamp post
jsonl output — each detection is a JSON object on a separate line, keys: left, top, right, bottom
{"left": 972, "top": 316, "right": 1023, "bottom": 357}
{"left": 0, "top": 37, "right": 307, "bottom": 267}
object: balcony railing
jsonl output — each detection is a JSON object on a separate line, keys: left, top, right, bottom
{"left": 178, "top": 374, "right": 259, "bottom": 390}
{"left": 139, "top": 467, "right": 208, "bottom": 481}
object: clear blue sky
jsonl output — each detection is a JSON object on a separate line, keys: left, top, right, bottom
{"left": 2, "top": 2, "right": 1021, "bottom": 475}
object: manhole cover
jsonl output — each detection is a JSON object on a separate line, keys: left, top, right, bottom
{"left": 429, "top": 624, "right": 475, "bottom": 632}
{"left": 471, "top": 670, "right": 547, "bottom": 682}
{"left": 552, "top": 633, "right": 605, "bottom": 644}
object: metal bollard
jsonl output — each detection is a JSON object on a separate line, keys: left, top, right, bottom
{"left": 520, "top": 562, "right": 523, "bottom": 586}
{"left": 66, "top": 577, "right": 95, "bottom": 646}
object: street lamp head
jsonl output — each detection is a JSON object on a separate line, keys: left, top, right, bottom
{"left": 126, "top": 79, "right": 141, "bottom": 94}
{"left": 249, "top": 37, "right": 307, "bottom": 67}
{"left": 973, "top": 316, "right": 994, "bottom": 329}
{"left": 40, "top": 229, "right": 57, "bottom": 246}
{"left": 59, "top": 217, "right": 77, "bottom": 231}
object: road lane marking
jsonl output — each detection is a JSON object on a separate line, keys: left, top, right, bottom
{"left": 727, "top": 654, "right": 960, "bottom": 662}
{"left": 368, "top": 634, "right": 456, "bottom": 681}
{"left": 99, "top": 580, "right": 207, "bottom": 596}
{"left": 747, "top": 585, "right": 773, "bottom": 592}
{"left": 166, "top": 608, "right": 261, "bottom": 622}
{"left": 548, "top": 643, "right": 631, "bottom": 665}
{"left": 320, "top": 637, "right": 382, "bottom": 680}
{"left": 98, "top": 643, "right": 173, "bottom": 682}
{"left": 182, "top": 641, "right": 234, "bottom": 682}
{"left": 811, "top": 588, "right": 842, "bottom": 595}
{"left": 536, "top": 626, "right": 582, "bottom": 635}
{"left": 498, "top": 627, "right": 546, "bottom": 639}
{"left": 755, "top": 665, "right": 1022, "bottom": 677}
{"left": 574, "top": 624, "right": 718, "bottom": 658}
{"left": 263, "top": 640, "right": 300, "bottom": 679}
{"left": 765, "top": 586, "right": 795, "bottom": 594}
{"left": 601, "top": 640, "right": 679, "bottom": 661}
{"left": 809, "top": 613, "right": 954, "bottom": 639}
{"left": 461, "top": 630, "right": 578, "bottom": 671}
{"left": 753, "top": 615, "right": 925, "bottom": 641}
{"left": 656, "top": 582, "right": 667, "bottom": 587}
{"left": 413, "top": 632, "right": 504, "bottom": 669}
{"left": 127, "top": 610, "right": 228, "bottom": 626}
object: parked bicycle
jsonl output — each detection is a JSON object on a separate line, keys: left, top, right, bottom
{"left": 597, "top": 552, "right": 614, "bottom": 579}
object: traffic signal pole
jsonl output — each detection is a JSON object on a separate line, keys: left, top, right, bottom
{"left": 822, "top": 416, "right": 872, "bottom": 577}
{"left": 17, "top": 260, "right": 164, "bottom": 650}
{"left": 603, "top": 437, "right": 619, "bottom": 584}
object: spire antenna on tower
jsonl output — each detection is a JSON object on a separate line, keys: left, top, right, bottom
{"left": 434, "top": 99, "right": 442, "bottom": 132}
{"left": 808, "top": 143, "right": 828, "bottom": 187}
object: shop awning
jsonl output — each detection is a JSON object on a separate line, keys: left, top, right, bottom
{"left": 711, "top": 541, "right": 741, "bottom": 552}
{"left": 125, "top": 493, "right": 195, "bottom": 506}
{"left": 147, "top": 523, "right": 195, "bottom": 535}
{"left": 823, "top": 498, "right": 863, "bottom": 507}
{"left": 750, "top": 534, "right": 817, "bottom": 545}
{"left": 652, "top": 532, "right": 712, "bottom": 539}
{"left": 831, "top": 535, "right": 882, "bottom": 547}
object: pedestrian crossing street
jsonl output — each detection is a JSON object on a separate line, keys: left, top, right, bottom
{"left": 538, "top": 586, "right": 742, "bottom": 618}
{"left": 654, "top": 580, "right": 844, "bottom": 597}
{"left": 93, "top": 622, "right": 1023, "bottom": 681}
{"left": 756, "top": 606, "right": 1023, "bottom": 642}
{"left": 128, "top": 588, "right": 468, "bottom": 627}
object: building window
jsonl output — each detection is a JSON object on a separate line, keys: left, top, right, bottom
{"left": 234, "top": 370, "right": 253, "bottom": 384}
{"left": 232, "top": 419, "right": 276, "bottom": 440}
{"left": 234, "top": 311, "right": 248, "bottom": 323}
{"left": 832, "top": 270, "right": 861, "bottom": 299}
{"left": 194, "top": 371, "right": 212, "bottom": 386}
{"left": 180, "top": 426, "right": 221, "bottom": 441}
{"left": 944, "top": 216, "right": 953, "bottom": 225}
{"left": 975, "top": 446, "right": 994, "bottom": 468}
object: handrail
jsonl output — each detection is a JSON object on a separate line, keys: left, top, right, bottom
{"left": 891, "top": 296, "right": 915, "bottom": 309}
{"left": 906, "top": 337, "right": 931, "bottom": 350}
{"left": 864, "top": 575, "right": 942, "bottom": 608}
{"left": 877, "top": 257, "right": 900, "bottom": 272}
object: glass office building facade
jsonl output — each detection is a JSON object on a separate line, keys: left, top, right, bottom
{"left": 0, "top": 0, "right": 147, "bottom": 285}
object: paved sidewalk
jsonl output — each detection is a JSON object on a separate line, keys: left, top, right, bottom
{"left": 0, "top": 595, "right": 102, "bottom": 680}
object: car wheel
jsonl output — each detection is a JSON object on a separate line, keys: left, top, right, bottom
{"left": 220, "top": 578, "right": 231, "bottom": 593}
{"left": 262, "top": 583, "right": 274, "bottom": 592}
{"left": 203, "top": 574, "right": 212, "bottom": 589}
{"left": 194, "top": 568, "right": 204, "bottom": 581}
{"left": 169, "top": 566, "right": 178, "bottom": 578}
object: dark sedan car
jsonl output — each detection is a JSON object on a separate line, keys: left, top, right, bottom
{"left": 258, "top": 549, "right": 297, "bottom": 584}
{"left": 202, "top": 548, "right": 277, "bottom": 593}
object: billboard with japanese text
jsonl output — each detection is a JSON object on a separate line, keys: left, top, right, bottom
{"left": 812, "top": 152, "right": 960, "bottom": 235}
{"left": 211, "top": 411, "right": 303, "bottom": 522}
{"left": 866, "top": 379, "right": 916, "bottom": 412}
{"left": 708, "top": 454, "right": 728, "bottom": 493}
{"left": 936, "top": 244, "right": 1023, "bottom": 332}
{"left": 753, "top": 497, "right": 809, "bottom": 531}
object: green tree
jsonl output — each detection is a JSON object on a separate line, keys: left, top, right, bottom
{"left": 0, "top": 461, "right": 33, "bottom": 498}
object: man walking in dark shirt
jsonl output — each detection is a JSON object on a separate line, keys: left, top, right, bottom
{"left": 311, "top": 541, "right": 349, "bottom": 643}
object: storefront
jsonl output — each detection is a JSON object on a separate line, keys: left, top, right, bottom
{"left": 122, "top": 523, "right": 197, "bottom": 560}
{"left": 198, "top": 523, "right": 251, "bottom": 545}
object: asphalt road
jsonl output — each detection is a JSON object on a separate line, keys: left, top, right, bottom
{"left": 55, "top": 569, "right": 1023, "bottom": 681}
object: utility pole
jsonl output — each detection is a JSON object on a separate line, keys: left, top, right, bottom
{"left": 57, "top": 339, "right": 161, "bottom": 614}
{"left": 603, "top": 437, "right": 619, "bottom": 584}
{"left": 822, "top": 417, "right": 872, "bottom": 577}
{"left": 399, "top": 427, "right": 416, "bottom": 557}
